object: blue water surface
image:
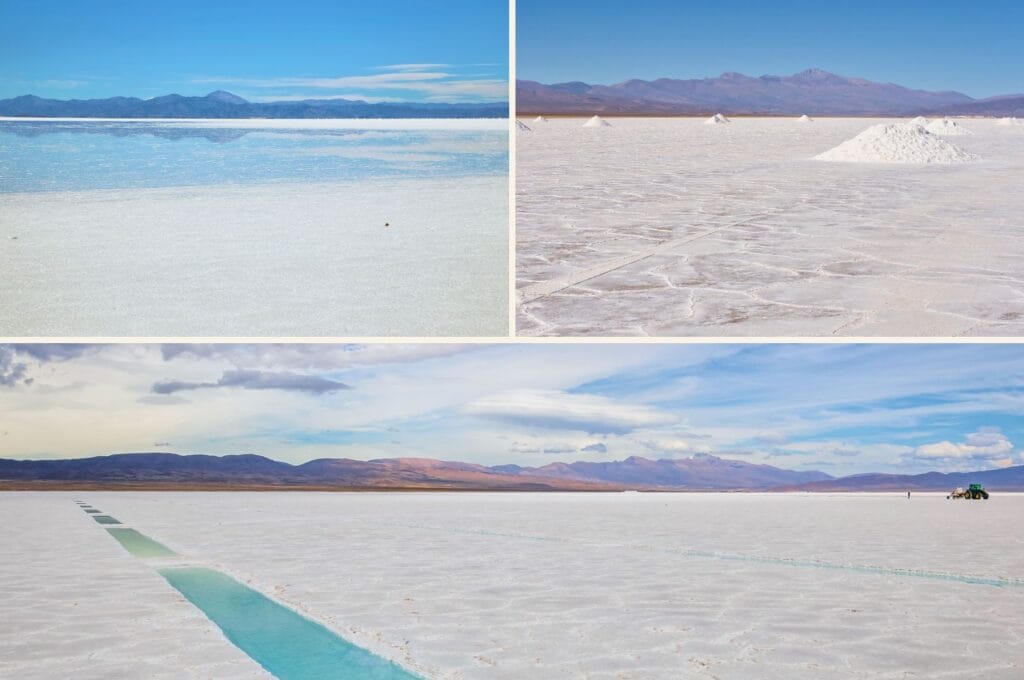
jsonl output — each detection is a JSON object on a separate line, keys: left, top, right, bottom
{"left": 0, "top": 121, "right": 507, "bottom": 192}
{"left": 159, "top": 567, "right": 421, "bottom": 680}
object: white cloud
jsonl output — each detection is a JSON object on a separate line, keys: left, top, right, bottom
{"left": 639, "top": 436, "right": 711, "bottom": 457}
{"left": 464, "top": 389, "right": 677, "bottom": 434}
{"left": 240, "top": 93, "right": 399, "bottom": 104}
{"left": 915, "top": 427, "right": 1016, "bottom": 462}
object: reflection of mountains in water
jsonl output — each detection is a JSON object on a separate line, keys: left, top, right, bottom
{"left": 1, "top": 124, "right": 252, "bottom": 143}
{"left": 0, "top": 124, "right": 423, "bottom": 144}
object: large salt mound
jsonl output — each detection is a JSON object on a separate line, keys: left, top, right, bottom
{"left": 516, "top": 120, "right": 532, "bottom": 132}
{"left": 533, "top": 116, "right": 549, "bottom": 123}
{"left": 705, "top": 113, "right": 730, "bottom": 125}
{"left": 583, "top": 115, "right": 611, "bottom": 128}
{"left": 815, "top": 123, "right": 977, "bottom": 164}
{"left": 797, "top": 114, "right": 813, "bottom": 122}
{"left": 924, "top": 118, "right": 973, "bottom": 136}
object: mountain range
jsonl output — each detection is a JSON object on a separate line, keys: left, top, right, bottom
{"left": 2, "top": 452, "right": 1021, "bottom": 492}
{"left": 517, "top": 69, "right": 1024, "bottom": 116}
{"left": 0, "top": 90, "right": 507, "bottom": 119}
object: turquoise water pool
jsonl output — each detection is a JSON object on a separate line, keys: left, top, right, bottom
{"left": 159, "top": 567, "right": 420, "bottom": 680}
{"left": 106, "top": 528, "right": 177, "bottom": 558}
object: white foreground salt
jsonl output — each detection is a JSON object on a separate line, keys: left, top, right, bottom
{"left": 517, "top": 117, "right": 1024, "bottom": 336}
{"left": 1, "top": 176, "right": 508, "bottom": 336}
{"left": 0, "top": 494, "right": 271, "bottom": 679}
{"left": 4, "top": 492, "right": 1022, "bottom": 679}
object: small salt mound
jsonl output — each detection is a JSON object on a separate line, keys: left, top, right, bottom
{"left": 909, "top": 116, "right": 930, "bottom": 126}
{"left": 583, "top": 115, "right": 611, "bottom": 128}
{"left": 997, "top": 117, "right": 1023, "bottom": 126}
{"left": 815, "top": 123, "right": 977, "bottom": 164}
{"left": 533, "top": 116, "right": 549, "bottom": 123}
{"left": 924, "top": 118, "right": 973, "bottom": 136}
{"left": 705, "top": 113, "right": 730, "bottom": 125}
{"left": 516, "top": 120, "right": 532, "bottom": 131}
{"left": 797, "top": 114, "right": 813, "bottom": 122}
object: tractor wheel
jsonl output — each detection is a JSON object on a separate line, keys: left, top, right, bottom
{"left": 971, "top": 491, "right": 980, "bottom": 499}
{"left": 981, "top": 491, "right": 989, "bottom": 499}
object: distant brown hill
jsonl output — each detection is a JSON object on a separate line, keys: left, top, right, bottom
{"left": 0, "top": 453, "right": 610, "bottom": 491}
{"left": 3, "top": 452, "right": 1020, "bottom": 492}
{"left": 0, "top": 451, "right": 827, "bottom": 491}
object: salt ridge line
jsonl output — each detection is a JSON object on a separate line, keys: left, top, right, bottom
{"left": 385, "top": 521, "right": 1024, "bottom": 589}
{"left": 518, "top": 208, "right": 790, "bottom": 303}
{"left": 77, "top": 501, "right": 424, "bottom": 680}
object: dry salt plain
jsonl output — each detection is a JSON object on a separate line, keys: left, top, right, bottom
{"left": 3, "top": 492, "right": 1023, "bottom": 679}
{"left": 516, "top": 117, "right": 1024, "bottom": 336}
{"left": 0, "top": 118, "right": 507, "bottom": 336}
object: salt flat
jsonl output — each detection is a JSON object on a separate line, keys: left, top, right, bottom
{"left": 0, "top": 494, "right": 271, "bottom": 679}
{"left": 516, "top": 117, "right": 1024, "bottom": 336}
{"left": 4, "top": 492, "right": 1022, "bottom": 679}
{"left": 0, "top": 176, "right": 507, "bottom": 336}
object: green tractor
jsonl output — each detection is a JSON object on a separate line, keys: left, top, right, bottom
{"left": 948, "top": 483, "right": 989, "bottom": 500}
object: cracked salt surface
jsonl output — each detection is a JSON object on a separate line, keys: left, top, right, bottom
{"left": 516, "top": 117, "right": 1024, "bottom": 337}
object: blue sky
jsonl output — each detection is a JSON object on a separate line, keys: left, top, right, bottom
{"left": 2, "top": 343, "right": 1023, "bottom": 476}
{"left": 518, "top": 0, "right": 1024, "bottom": 98}
{"left": 0, "top": 0, "right": 508, "bottom": 102}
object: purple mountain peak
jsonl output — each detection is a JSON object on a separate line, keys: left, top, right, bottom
{"left": 517, "top": 68, "right": 978, "bottom": 116}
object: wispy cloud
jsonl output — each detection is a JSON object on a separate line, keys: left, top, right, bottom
{"left": 464, "top": 389, "right": 677, "bottom": 434}
{"left": 239, "top": 92, "right": 398, "bottom": 104}
{"left": 373, "top": 64, "right": 451, "bottom": 72}
{"left": 189, "top": 64, "right": 507, "bottom": 103}
{"left": 152, "top": 370, "right": 351, "bottom": 395}
{"left": 35, "top": 79, "right": 86, "bottom": 89}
